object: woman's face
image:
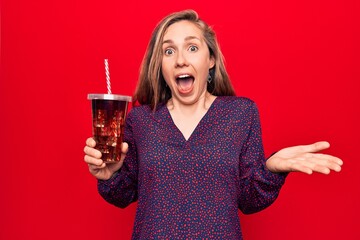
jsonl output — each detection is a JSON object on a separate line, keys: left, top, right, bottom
{"left": 161, "top": 20, "right": 215, "bottom": 105}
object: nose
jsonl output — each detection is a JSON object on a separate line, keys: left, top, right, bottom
{"left": 175, "top": 51, "right": 188, "bottom": 67}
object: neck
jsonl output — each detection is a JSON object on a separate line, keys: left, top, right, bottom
{"left": 166, "top": 91, "right": 217, "bottom": 141}
{"left": 167, "top": 92, "right": 215, "bottom": 116}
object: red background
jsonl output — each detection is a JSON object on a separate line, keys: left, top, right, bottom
{"left": 1, "top": 0, "right": 359, "bottom": 239}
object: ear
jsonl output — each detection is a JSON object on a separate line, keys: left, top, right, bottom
{"left": 209, "top": 56, "right": 215, "bottom": 69}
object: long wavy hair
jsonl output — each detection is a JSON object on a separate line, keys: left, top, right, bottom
{"left": 133, "top": 9, "right": 236, "bottom": 110}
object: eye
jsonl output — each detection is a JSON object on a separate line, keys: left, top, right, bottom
{"left": 164, "top": 48, "right": 174, "bottom": 55}
{"left": 188, "top": 45, "right": 198, "bottom": 52}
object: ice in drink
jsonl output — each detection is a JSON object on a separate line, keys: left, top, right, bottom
{"left": 88, "top": 94, "right": 131, "bottom": 163}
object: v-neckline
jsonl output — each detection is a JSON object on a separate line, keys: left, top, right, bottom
{"left": 164, "top": 97, "right": 220, "bottom": 142}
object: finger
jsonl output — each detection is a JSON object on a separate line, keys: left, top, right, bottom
{"left": 293, "top": 155, "right": 343, "bottom": 174}
{"left": 86, "top": 137, "right": 96, "bottom": 147}
{"left": 84, "top": 145, "right": 102, "bottom": 159}
{"left": 297, "top": 141, "right": 330, "bottom": 153}
{"left": 302, "top": 155, "right": 342, "bottom": 172}
{"left": 122, "top": 142, "right": 129, "bottom": 154}
{"left": 295, "top": 161, "right": 331, "bottom": 174}
{"left": 315, "top": 153, "right": 343, "bottom": 166}
{"left": 84, "top": 154, "right": 104, "bottom": 166}
{"left": 88, "top": 162, "right": 106, "bottom": 170}
{"left": 120, "top": 142, "right": 129, "bottom": 162}
{"left": 309, "top": 164, "right": 331, "bottom": 174}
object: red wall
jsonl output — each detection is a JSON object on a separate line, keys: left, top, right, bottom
{"left": 1, "top": 0, "right": 359, "bottom": 239}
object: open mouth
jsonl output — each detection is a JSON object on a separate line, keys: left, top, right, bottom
{"left": 176, "top": 74, "right": 195, "bottom": 93}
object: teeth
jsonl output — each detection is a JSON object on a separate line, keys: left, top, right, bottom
{"left": 177, "top": 74, "right": 191, "bottom": 79}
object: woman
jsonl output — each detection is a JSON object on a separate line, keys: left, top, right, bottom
{"left": 84, "top": 9, "right": 343, "bottom": 239}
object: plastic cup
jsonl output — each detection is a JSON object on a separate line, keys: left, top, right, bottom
{"left": 88, "top": 94, "right": 132, "bottom": 163}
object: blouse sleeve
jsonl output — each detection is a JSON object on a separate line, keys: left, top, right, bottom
{"left": 238, "top": 102, "right": 287, "bottom": 214}
{"left": 97, "top": 109, "right": 139, "bottom": 208}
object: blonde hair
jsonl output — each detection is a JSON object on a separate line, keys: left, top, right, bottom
{"left": 133, "top": 9, "right": 235, "bottom": 110}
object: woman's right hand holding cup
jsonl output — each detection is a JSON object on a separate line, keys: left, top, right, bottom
{"left": 84, "top": 138, "right": 128, "bottom": 180}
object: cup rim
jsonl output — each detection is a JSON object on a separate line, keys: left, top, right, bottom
{"left": 88, "top": 94, "right": 132, "bottom": 102}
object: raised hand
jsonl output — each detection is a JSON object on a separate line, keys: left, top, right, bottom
{"left": 266, "top": 141, "right": 343, "bottom": 175}
{"left": 84, "top": 137, "right": 128, "bottom": 180}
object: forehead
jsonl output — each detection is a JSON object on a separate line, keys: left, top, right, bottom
{"left": 163, "top": 20, "right": 204, "bottom": 41}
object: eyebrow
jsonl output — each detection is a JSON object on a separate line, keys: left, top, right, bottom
{"left": 162, "top": 36, "right": 201, "bottom": 45}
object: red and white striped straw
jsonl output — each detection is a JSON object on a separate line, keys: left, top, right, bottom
{"left": 104, "top": 59, "right": 112, "bottom": 94}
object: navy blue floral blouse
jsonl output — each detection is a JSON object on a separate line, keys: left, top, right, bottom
{"left": 98, "top": 96, "right": 287, "bottom": 239}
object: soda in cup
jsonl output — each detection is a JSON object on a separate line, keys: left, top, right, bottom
{"left": 88, "top": 94, "right": 132, "bottom": 163}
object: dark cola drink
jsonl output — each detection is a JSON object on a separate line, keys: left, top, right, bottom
{"left": 88, "top": 94, "right": 131, "bottom": 163}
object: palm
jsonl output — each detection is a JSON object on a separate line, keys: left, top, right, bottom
{"left": 266, "top": 141, "right": 343, "bottom": 174}
{"left": 92, "top": 161, "right": 123, "bottom": 180}
{"left": 84, "top": 138, "right": 128, "bottom": 180}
